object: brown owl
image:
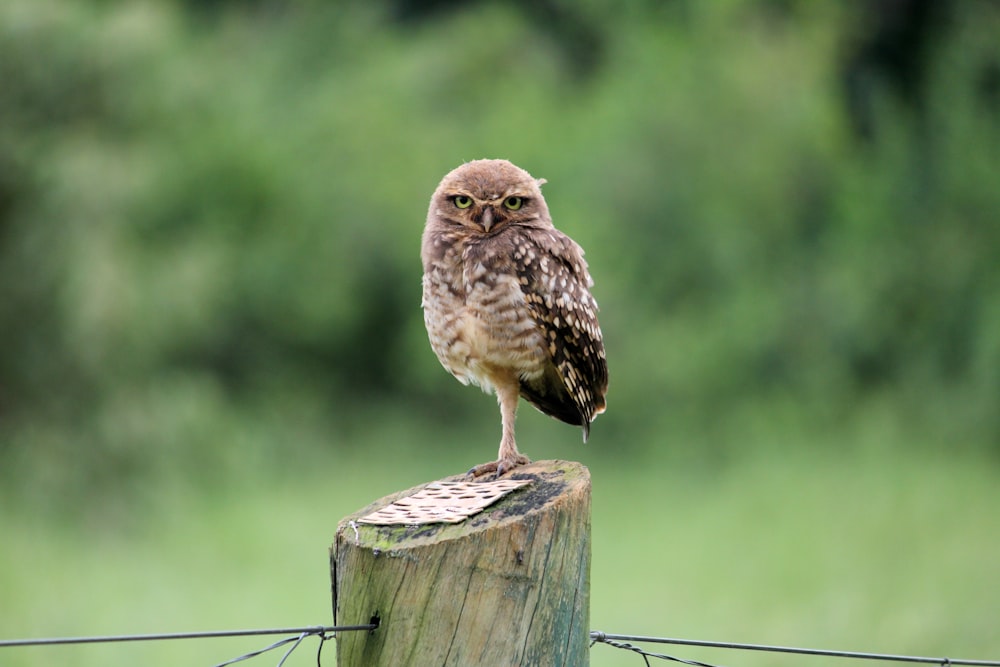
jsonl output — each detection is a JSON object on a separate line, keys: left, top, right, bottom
{"left": 421, "top": 159, "right": 608, "bottom": 477}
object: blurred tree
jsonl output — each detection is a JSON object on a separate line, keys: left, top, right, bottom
{"left": 1, "top": 0, "right": 997, "bottom": 504}
{"left": 841, "top": 0, "right": 950, "bottom": 143}
{"left": 385, "top": 0, "right": 606, "bottom": 78}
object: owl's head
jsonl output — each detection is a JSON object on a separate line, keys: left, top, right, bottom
{"left": 429, "top": 159, "right": 551, "bottom": 234}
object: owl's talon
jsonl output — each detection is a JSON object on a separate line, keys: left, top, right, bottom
{"left": 468, "top": 461, "right": 498, "bottom": 478}
{"left": 496, "top": 455, "right": 530, "bottom": 477}
{"left": 469, "top": 455, "right": 530, "bottom": 479}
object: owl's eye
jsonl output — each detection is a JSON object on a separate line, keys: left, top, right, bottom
{"left": 503, "top": 196, "right": 523, "bottom": 211}
{"left": 453, "top": 195, "right": 473, "bottom": 209}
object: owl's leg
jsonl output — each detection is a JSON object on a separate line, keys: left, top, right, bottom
{"left": 496, "top": 379, "right": 530, "bottom": 474}
{"left": 469, "top": 377, "right": 530, "bottom": 478}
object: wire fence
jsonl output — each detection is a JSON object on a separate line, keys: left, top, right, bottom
{"left": 589, "top": 631, "right": 1000, "bottom": 667}
{"left": 0, "top": 624, "right": 377, "bottom": 667}
{"left": 3, "top": 623, "right": 998, "bottom": 667}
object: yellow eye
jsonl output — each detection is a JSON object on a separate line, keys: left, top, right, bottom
{"left": 453, "top": 195, "right": 473, "bottom": 209}
{"left": 503, "top": 196, "right": 523, "bottom": 211}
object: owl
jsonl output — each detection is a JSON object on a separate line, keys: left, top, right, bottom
{"left": 421, "top": 159, "right": 608, "bottom": 477}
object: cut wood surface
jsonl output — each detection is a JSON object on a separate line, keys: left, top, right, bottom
{"left": 331, "top": 459, "right": 591, "bottom": 666}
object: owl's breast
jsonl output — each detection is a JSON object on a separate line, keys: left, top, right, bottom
{"left": 422, "top": 247, "right": 547, "bottom": 391}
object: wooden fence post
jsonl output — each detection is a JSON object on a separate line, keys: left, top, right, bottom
{"left": 330, "top": 459, "right": 591, "bottom": 666}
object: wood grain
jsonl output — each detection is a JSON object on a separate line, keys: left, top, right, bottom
{"left": 332, "top": 460, "right": 591, "bottom": 666}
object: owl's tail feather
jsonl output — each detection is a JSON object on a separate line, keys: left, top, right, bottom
{"left": 519, "top": 379, "right": 585, "bottom": 428}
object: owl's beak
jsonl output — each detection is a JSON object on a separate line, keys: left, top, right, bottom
{"left": 480, "top": 206, "right": 494, "bottom": 232}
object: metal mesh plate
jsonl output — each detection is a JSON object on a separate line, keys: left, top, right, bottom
{"left": 357, "top": 479, "right": 532, "bottom": 525}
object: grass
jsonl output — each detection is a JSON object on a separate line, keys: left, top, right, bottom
{"left": 591, "top": 447, "right": 1000, "bottom": 666}
{"left": 1, "top": 433, "right": 998, "bottom": 667}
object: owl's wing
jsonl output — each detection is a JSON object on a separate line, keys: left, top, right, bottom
{"left": 515, "top": 228, "right": 608, "bottom": 438}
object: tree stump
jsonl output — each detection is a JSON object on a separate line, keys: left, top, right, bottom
{"left": 331, "top": 459, "right": 591, "bottom": 667}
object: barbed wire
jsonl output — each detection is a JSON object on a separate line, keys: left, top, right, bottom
{"left": 590, "top": 631, "right": 1000, "bottom": 666}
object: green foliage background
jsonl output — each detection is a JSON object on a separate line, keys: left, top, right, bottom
{"left": 1, "top": 1, "right": 998, "bottom": 664}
